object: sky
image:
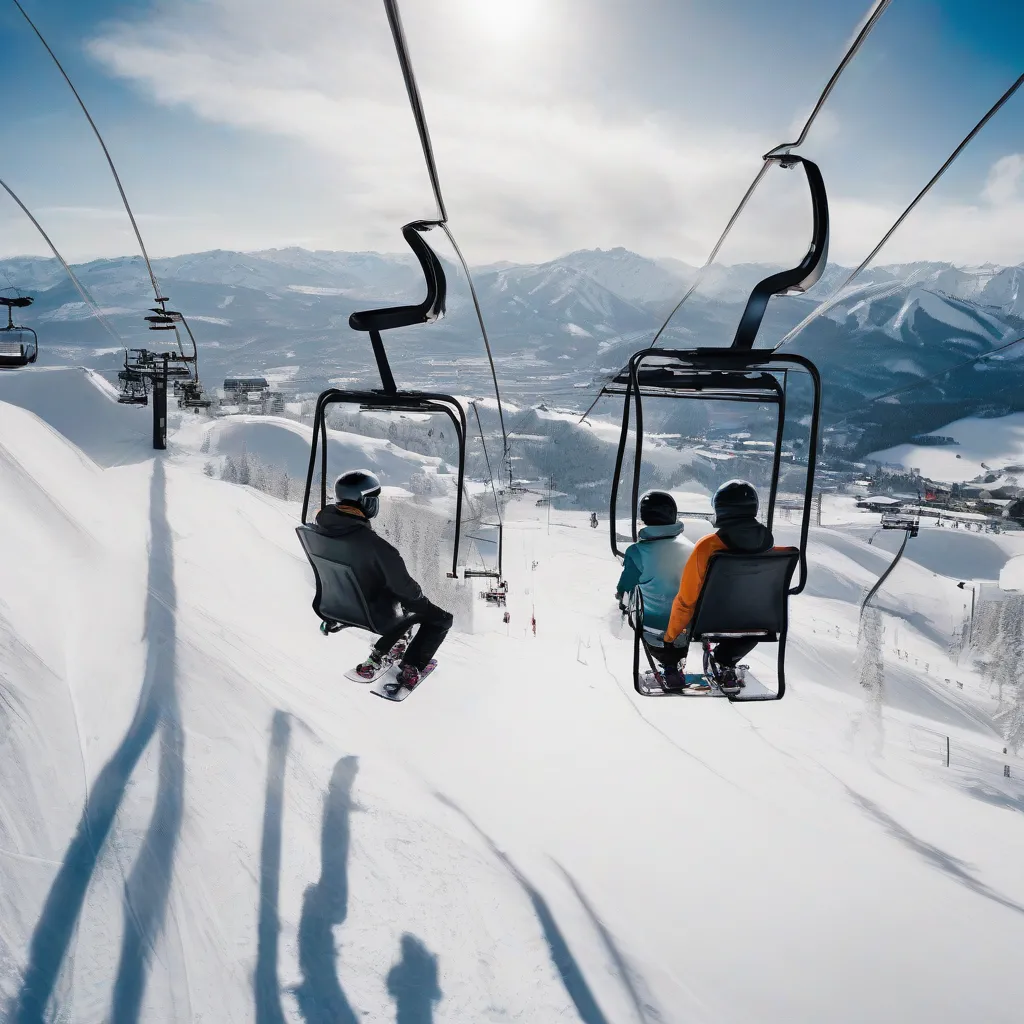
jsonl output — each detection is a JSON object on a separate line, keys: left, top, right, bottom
{"left": 1, "top": 0, "right": 1023, "bottom": 268}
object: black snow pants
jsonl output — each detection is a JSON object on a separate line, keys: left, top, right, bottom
{"left": 373, "top": 599, "right": 453, "bottom": 671}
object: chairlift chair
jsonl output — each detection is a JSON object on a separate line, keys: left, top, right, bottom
{"left": 606, "top": 155, "right": 829, "bottom": 701}
{"left": 295, "top": 524, "right": 419, "bottom": 638}
{"left": 0, "top": 296, "right": 38, "bottom": 368}
{"left": 298, "top": 220, "right": 468, "bottom": 581}
{"left": 627, "top": 548, "right": 800, "bottom": 700}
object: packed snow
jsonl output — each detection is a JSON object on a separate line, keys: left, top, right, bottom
{"left": 869, "top": 411, "right": 1024, "bottom": 482}
{"left": 1, "top": 369, "right": 1024, "bottom": 1023}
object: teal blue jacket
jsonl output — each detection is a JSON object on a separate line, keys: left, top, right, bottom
{"left": 616, "top": 523, "right": 692, "bottom": 632}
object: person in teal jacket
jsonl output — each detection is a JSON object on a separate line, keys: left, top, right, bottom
{"left": 616, "top": 491, "right": 693, "bottom": 682}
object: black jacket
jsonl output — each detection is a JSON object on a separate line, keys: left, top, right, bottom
{"left": 314, "top": 505, "right": 427, "bottom": 621}
{"left": 717, "top": 518, "right": 774, "bottom": 553}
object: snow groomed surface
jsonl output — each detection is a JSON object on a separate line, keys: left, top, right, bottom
{"left": 1, "top": 369, "right": 1024, "bottom": 1022}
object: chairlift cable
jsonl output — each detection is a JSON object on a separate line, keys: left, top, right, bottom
{"left": 470, "top": 400, "right": 502, "bottom": 523}
{"left": 577, "top": 0, "right": 892, "bottom": 424}
{"left": 776, "top": 69, "right": 1024, "bottom": 352}
{"left": 0, "top": 176, "right": 125, "bottom": 348}
{"left": 14, "top": 0, "right": 163, "bottom": 304}
{"left": 16, "top": 0, "right": 196, "bottom": 373}
{"left": 381, "top": 0, "right": 447, "bottom": 223}
{"left": 382, "top": 0, "right": 510, "bottom": 473}
{"left": 440, "top": 223, "right": 510, "bottom": 469}
{"left": 0, "top": 264, "right": 22, "bottom": 297}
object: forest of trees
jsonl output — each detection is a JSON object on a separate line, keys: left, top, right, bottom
{"left": 207, "top": 449, "right": 293, "bottom": 501}
{"left": 970, "top": 593, "right": 1024, "bottom": 752}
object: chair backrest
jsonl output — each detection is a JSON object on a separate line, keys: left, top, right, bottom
{"left": 296, "top": 525, "right": 395, "bottom": 634}
{"left": 690, "top": 548, "right": 799, "bottom": 639}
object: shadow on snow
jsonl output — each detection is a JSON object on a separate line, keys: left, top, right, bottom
{"left": 12, "top": 459, "right": 185, "bottom": 1024}
{"left": 255, "top": 710, "right": 292, "bottom": 1024}
{"left": 845, "top": 784, "right": 1024, "bottom": 917}
{"left": 434, "top": 793, "right": 610, "bottom": 1024}
{"left": 553, "top": 861, "right": 663, "bottom": 1024}
{"left": 293, "top": 755, "right": 359, "bottom": 1024}
{"left": 387, "top": 933, "right": 442, "bottom": 1024}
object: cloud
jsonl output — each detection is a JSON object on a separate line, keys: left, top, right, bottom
{"left": 62, "top": 0, "right": 1024, "bottom": 268}
{"left": 982, "top": 154, "right": 1024, "bottom": 206}
{"left": 85, "top": 0, "right": 796, "bottom": 264}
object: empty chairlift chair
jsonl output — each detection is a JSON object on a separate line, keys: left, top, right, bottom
{"left": 0, "top": 296, "right": 38, "bottom": 368}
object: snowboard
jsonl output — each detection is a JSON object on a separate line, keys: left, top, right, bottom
{"left": 639, "top": 671, "right": 728, "bottom": 697}
{"left": 371, "top": 659, "right": 437, "bottom": 702}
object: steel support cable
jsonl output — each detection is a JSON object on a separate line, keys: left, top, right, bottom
{"left": 861, "top": 527, "right": 910, "bottom": 613}
{"left": 14, "top": 0, "right": 162, "bottom": 302}
{"left": 381, "top": 0, "right": 510, "bottom": 470}
{"left": 776, "top": 69, "right": 1024, "bottom": 352}
{"left": 577, "top": 0, "right": 893, "bottom": 424}
{"left": 440, "top": 223, "right": 510, "bottom": 470}
{"left": 0, "top": 176, "right": 125, "bottom": 348}
{"left": 470, "top": 401, "right": 503, "bottom": 523}
{"left": 15, "top": 0, "right": 193, "bottom": 370}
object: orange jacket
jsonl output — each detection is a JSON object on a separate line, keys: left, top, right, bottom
{"left": 664, "top": 532, "right": 728, "bottom": 642}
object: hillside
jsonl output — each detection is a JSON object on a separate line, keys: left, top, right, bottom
{"left": 1, "top": 368, "right": 1024, "bottom": 1021}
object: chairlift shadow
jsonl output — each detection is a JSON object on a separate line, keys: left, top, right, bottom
{"left": 433, "top": 792, "right": 611, "bottom": 1024}
{"left": 255, "top": 711, "right": 292, "bottom": 1024}
{"left": 12, "top": 459, "right": 184, "bottom": 1024}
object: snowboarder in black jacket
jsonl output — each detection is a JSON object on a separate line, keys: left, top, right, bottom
{"left": 315, "top": 469, "right": 453, "bottom": 688}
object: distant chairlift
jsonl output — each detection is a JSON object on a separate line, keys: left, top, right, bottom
{"left": 0, "top": 296, "right": 38, "bottom": 368}
{"left": 603, "top": 153, "right": 830, "bottom": 701}
{"left": 464, "top": 522, "right": 506, "bottom": 605}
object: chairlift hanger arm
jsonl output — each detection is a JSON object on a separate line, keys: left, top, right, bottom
{"left": 349, "top": 222, "right": 446, "bottom": 334}
{"left": 731, "top": 156, "right": 829, "bottom": 351}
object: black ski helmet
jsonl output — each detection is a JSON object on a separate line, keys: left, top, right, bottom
{"left": 712, "top": 479, "right": 758, "bottom": 526}
{"left": 639, "top": 490, "right": 677, "bottom": 526}
{"left": 334, "top": 468, "right": 382, "bottom": 519}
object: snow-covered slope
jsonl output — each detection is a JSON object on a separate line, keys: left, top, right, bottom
{"left": 2, "top": 370, "right": 1024, "bottom": 1022}
{"left": 869, "top": 411, "right": 1024, "bottom": 482}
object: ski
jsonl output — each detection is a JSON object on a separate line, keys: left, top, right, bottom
{"left": 371, "top": 659, "right": 437, "bottom": 702}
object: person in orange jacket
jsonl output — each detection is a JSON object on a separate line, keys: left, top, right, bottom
{"left": 664, "top": 480, "right": 774, "bottom": 690}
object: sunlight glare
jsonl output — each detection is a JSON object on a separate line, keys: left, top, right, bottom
{"left": 462, "top": 0, "right": 547, "bottom": 41}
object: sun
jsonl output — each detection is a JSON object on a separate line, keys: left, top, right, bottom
{"left": 462, "top": 0, "right": 546, "bottom": 40}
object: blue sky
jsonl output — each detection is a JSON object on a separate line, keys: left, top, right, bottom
{"left": 1, "top": 0, "right": 1022, "bottom": 266}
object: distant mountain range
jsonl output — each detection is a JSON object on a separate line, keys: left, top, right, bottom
{"left": 3, "top": 245, "right": 1024, "bottom": 453}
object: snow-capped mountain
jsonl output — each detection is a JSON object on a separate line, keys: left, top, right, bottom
{"left": 3, "top": 247, "right": 1024, "bottom": 449}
